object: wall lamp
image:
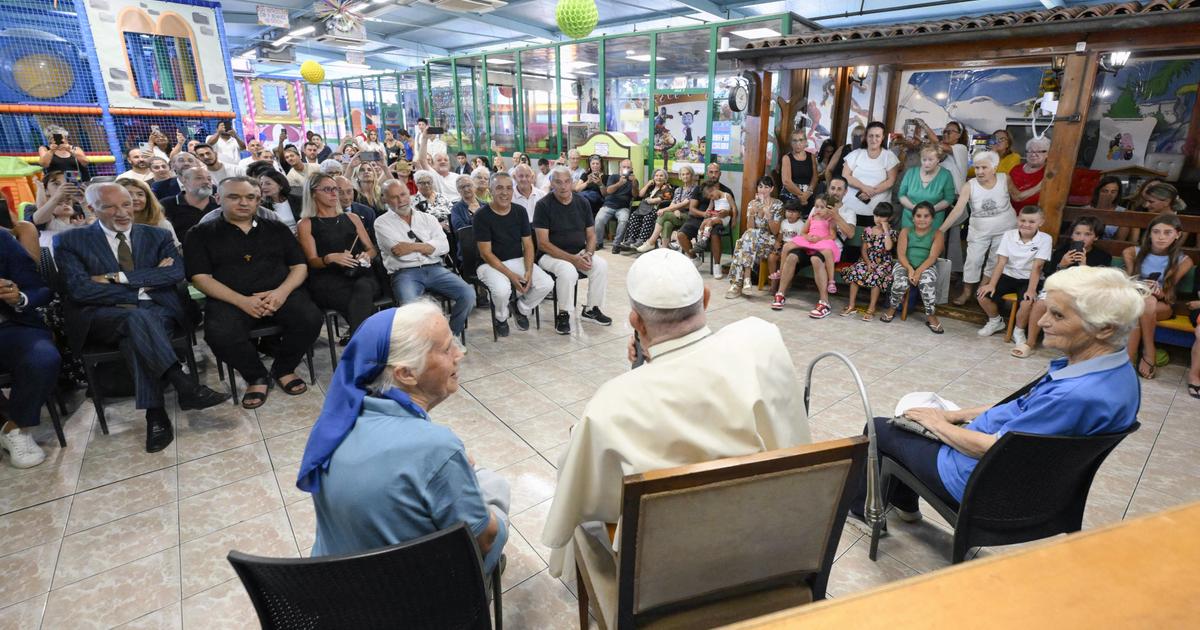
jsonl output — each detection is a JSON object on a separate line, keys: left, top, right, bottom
{"left": 848, "top": 65, "right": 870, "bottom": 86}
{"left": 1099, "top": 51, "right": 1131, "bottom": 75}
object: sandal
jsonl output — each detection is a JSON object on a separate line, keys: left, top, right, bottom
{"left": 1137, "top": 356, "right": 1157, "bottom": 380}
{"left": 241, "top": 378, "right": 272, "bottom": 410}
{"left": 771, "top": 293, "right": 786, "bottom": 310}
{"left": 275, "top": 375, "right": 308, "bottom": 395}
{"left": 840, "top": 305, "right": 857, "bottom": 317}
{"left": 861, "top": 310, "right": 875, "bottom": 322}
{"left": 1011, "top": 342, "right": 1034, "bottom": 358}
{"left": 926, "top": 320, "right": 945, "bottom": 335}
{"left": 1188, "top": 383, "right": 1200, "bottom": 400}
{"left": 880, "top": 312, "right": 895, "bottom": 323}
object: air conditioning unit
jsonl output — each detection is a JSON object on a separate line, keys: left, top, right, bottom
{"left": 416, "top": 0, "right": 507, "bottom": 12}
{"left": 315, "top": 18, "right": 367, "bottom": 45}
{"left": 257, "top": 45, "right": 296, "bottom": 64}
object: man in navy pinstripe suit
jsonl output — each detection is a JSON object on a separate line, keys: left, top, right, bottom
{"left": 56, "top": 183, "right": 228, "bottom": 453}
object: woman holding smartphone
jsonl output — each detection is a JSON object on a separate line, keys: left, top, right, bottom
{"left": 1122, "top": 214, "right": 1193, "bottom": 378}
{"left": 38, "top": 128, "right": 90, "bottom": 180}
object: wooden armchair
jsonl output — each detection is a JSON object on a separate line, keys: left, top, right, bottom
{"left": 574, "top": 436, "right": 867, "bottom": 629}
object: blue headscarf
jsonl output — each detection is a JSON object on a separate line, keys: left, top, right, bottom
{"left": 296, "top": 308, "right": 427, "bottom": 493}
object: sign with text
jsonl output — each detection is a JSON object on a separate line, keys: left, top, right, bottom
{"left": 257, "top": 5, "right": 290, "bottom": 29}
{"left": 346, "top": 50, "right": 365, "bottom": 66}
{"left": 711, "top": 121, "right": 732, "bottom": 155}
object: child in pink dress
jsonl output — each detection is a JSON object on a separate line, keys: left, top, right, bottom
{"left": 780, "top": 195, "right": 842, "bottom": 295}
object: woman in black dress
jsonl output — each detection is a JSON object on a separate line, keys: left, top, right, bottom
{"left": 780, "top": 130, "right": 817, "bottom": 211}
{"left": 297, "top": 174, "right": 379, "bottom": 339}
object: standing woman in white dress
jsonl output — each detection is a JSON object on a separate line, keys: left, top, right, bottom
{"left": 841, "top": 121, "right": 901, "bottom": 228}
{"left": 939, "top": 150, "right": 1017, "bottom": 305}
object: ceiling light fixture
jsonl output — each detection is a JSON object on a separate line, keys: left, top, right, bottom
{"left": 728, "top": 27, "right": 781, "bottom": 40}
{"left": 486, "top": 58, "right": 515, "bottom": 65}
{"left": 1099, "top": 50, "right": 1131, "bottom": 74}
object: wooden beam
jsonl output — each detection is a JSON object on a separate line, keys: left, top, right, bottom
{"left": 831, "top": 67, "right": 852, "bottom": 148}
{"left": 1041, "top": 51, "right": 1100, "bottom": 240}
{"left": 740, "top": 71, "right": 773, "bottom": 232}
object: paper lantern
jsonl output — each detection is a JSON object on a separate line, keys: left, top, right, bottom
{"left": 300, "top": 60, "right": 325, "bottom": 84}
{"left": 556, "top": 0, "right": 598, "bottom": 40}
{"left": 12, "top": 53, "right": 74, "bottom": 99}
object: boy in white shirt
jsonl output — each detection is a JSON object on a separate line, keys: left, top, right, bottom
{"left": 976, "top": 205, "right": 1053, "bottom": 342}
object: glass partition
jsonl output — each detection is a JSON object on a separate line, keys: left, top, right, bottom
{"left": 559, "top": 41, "right": 601, "bottom": 152}
{"left": 806, "top": 68, "right": 837, "bottom": 150}
{"left": 712, "top": 19, "right": 785, "bottom": 167}
{"left": 427, "top": 60, "right": 457, "bottom": 151}
{"left": 399, "top": 71, "right": 422, "bottom": 135}
{"left": 520, "top": 47, "right": 558, "bottom": 156}
{"left": 456, "top": 57, "right": 482, "bottom": 153}
{"left": 605, "top": 35, "right": 650, "bottom": 155}
{"left": 656, "top": 29, "right": 708, "bottom": 91}
{"left": 485, "top": 52, "right": 518, "bottom": 155}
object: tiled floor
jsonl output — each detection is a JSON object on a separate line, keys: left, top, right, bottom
{"left": 2, "top": 251, "right": 1196, "bottom": 629}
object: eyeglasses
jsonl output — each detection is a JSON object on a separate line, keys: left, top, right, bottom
{"left": 313, "top": 186, "right": 338, "bottom": 194}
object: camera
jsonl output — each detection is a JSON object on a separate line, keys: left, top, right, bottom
{"left": 426, "top": 126, "right": 445, "bottom": 135}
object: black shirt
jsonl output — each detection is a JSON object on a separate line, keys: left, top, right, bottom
{"left": 184, "top": 215, "right": 305, "bottom": 295}
{"left": 1043, "top": 244, "right": 1113, "bottom": 278}
{"left": 473, "top": 204, "right": 530, "bottom": 262}
{"left": 603, "top": 174, "right": 636, "bottom": 209}
{"left": 161, "top": 193, "right": 219, "bottom": 242}
{"left": 533, "top": 194, "right": 592, "bottom": 256}
{"left": 578, "top": 170, "right": 604, "bottom": 195}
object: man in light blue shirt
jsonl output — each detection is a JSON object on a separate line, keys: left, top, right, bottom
{"left": 302, "top": 303, "right": 508, "bottom": 574}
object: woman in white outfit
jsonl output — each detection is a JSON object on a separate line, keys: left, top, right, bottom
{"left": 940, "top": 150, "right": 1017, "bottom": 305}
{"left": 841, "top": 121, "right": 901, "bottom": 227}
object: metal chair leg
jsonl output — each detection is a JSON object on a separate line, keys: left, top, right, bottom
{"left": 82, "top": 359, "right": 108, "bottom": 435}
{"left": 305, "top": 350, "right": 316, "bottom": 384}
{"left": 492, "top": 562, "right": 504, "bottom": 630}
{"left": 46, "top": 395, "right": 66, "bottom": 447}
{"left": 325, "top": 313, "right": 339, "bottom": 370}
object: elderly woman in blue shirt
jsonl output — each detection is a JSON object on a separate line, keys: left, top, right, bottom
{"left": 850, "top": 265, "right": 1144, "bottom": 523}
{"left": 297, "top": 302, "right": 509, "bottom": 573}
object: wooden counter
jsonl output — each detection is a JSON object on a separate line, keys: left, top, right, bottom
{"left": 728, "top": 502, "right": 1200, "bottom": 629}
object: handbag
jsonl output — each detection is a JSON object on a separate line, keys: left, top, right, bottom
{"left": 935, "top": 257, "right": 951, "bottom": 304}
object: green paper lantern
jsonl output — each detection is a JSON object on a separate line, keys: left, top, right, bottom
{"left": 556, "top": 0, "right": 599, "bottom": 40}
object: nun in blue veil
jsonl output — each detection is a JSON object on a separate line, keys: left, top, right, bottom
{"left": 296, "top": 302, "right": 509, "bottom": 573}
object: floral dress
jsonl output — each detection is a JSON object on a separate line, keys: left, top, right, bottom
{"left": 842, "top": 227, "right": 894, "bottom": 288}
{"left": 728, "top": 199, "right": 781, "bottom": 287}
{"left": 414, "top": 192, "right": 453, "bottom": 223}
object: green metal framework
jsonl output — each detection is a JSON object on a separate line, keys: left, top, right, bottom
{"left": 288, "top": 13, "right": 792, "bottom": 169}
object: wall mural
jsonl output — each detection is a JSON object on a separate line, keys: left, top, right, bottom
{"left": 1085, "top": 57, "right": 1199, "bottom": 157}
{"left": 895, "top": 66, "right": 1049, "bottom": 139}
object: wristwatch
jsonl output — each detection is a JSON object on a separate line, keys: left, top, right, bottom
{"left": 13, "top": 291, "right": 28, "bottom": 312}
{"left": 105, "top": 272, "right": 119, "bottom": 283}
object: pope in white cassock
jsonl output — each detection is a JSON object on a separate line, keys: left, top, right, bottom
{"left": 542, "top": 248, "right": 812, "bottom": 578}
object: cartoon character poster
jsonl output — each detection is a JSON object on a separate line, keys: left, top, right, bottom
{"left": 1090, "top": 117, "right": 1157, "bottom": 170}
{"left": 653, "top": 92, "right": 707, "bottom": 163}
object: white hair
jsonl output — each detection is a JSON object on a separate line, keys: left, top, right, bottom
{"left": 1044, "top": 266, "right": 1147, "bottom": 347}
{"left": 84, "top": 182, "right": 126, "bottom": 209}
{"left": 490, "top": 171, "right": 513, "bottom": 189}
{"left": 455, "top": 174, "right": 474, "bottom": 192}
{"left": 971, "top": 150, "right": 999, "bottom": 169}
{"left": 319, "top": 159, "right": 344, "bottom": 175}
{"left": 513, "top": 163, "right": 534, "bottom": 177}
{"left": 413, "top": 169, "right": 436, "bottom": 185}
{"left": 370, "top": 301, "right": 446, "bottom": 392}
{"left": 1026, "top": 136, "right": 1051, "bottom": 152}
{"left": 470, "top": 166, "right": 491, "bottom": 180}
{"left": 549, "top": 165, "right": 573, "bottom": 181}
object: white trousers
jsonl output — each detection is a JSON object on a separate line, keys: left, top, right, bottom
{"left": 538, "top": 253, "right": 608, "bottom": 314}
{"left": 963, "top": 230, "right": 1005, "bottom": 284}
{"left": 476, "top": 258, "right": 553, "bottom": 321}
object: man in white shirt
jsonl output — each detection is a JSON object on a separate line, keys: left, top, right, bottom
{"left": 536, "top": 158, "right": 552, "bottom": 191}
{"left": 206, "top": 121, "right": 246, "bottom": 166}
{"left": 412, "top": 133, "right": 461, "bottom": 203}
{"left": 237, "top": 138, "right": 267, "bottom": 170}
{"left": 117, "top": 147, "right": 155, "bottom": 182}
{"left": 541, "top": 248, "right": 811, "bottom": 577}
{"left": 567, "top": 149, "right": 585, "bottom": 180}
{"left": 194, "top": 144, "right": 239, "bottom": 185}
{"left": 375, "top": 180, "right": 473, "bottom": 337}
{"left": 511, "top": 164, "right": 545, "bottom": 223}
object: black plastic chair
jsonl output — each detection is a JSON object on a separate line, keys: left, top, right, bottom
{"left": 81, "top": 334, "right": 198, "bottom": 434}
{"left": 457, "top": 225, "right": 540, "bottom": 341}
{"left": 867, "top": 374, "right": 1140, "bottom": 563}
{"left": 227, "top": 523, "right": 502, "bottom": 630}
{"left": 216, "top": 324, "right": 315, "bottom": 405}
{"left": 321, "top": 296, "right": 397, "bottom": 368}
{"left": 0, "top": 371, "right": 66, "bottom": 447}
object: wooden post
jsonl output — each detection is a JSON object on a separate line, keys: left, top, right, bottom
{"left": 740, "top": 70, "right": 773, "bottom": 230}
{"left": 1041, "top": 52, "right": 1099, "bottom": 239}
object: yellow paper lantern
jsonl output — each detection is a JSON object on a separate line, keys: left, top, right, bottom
{"left": 300, "top": 60, "right": 326, "bottom": 84}
{"left": 12, "top": 53, "right": 74, "bottom": 99}
{"left": 556, "top": 0, "right": 598, "bottom": 40}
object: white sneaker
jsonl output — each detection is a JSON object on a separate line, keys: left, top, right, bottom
{"left": 978, "top": 316, "right": 1005, "bottom": 337}
{"left": 0, "top": 427, "right": 46, "bottom": 469}
{"left": 635, "top": 241, "right": 656, "bottom": 253}
{"left": 1012, "top": 328, "right": 1027, "bottom": 346}
{"left": 712, "top": 264, "right": 724, "bottom": 280}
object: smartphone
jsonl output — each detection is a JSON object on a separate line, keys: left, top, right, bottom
{"left": 64, "top": 170, "right": 81, "bottom": 185}
{"left": 358, "top": 150, "right": 381, "bottom": 162}
{"left": 426, "top": 126, "right": 445, "bottom": 135}
{"left": 1069, "top": 240, "right": 1085, "bottom": 253}
{"left": 52, "top": 133, "right": 64, "bottom": 145}
{"left": 151, "top": 125, "right": 161, "bottom": 134}
{"left": 1146, "top": 272, "right": 1162, "bottom": 282}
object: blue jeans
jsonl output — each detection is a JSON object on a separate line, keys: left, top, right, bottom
{"left": 0, "top": 323, "right": 61, "bottom": 428}
{"left": 390, "top": 265, "right": 474, "bottom": 334}
{"left": 594, "top": 206, "right": 630, "bottom": 247}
